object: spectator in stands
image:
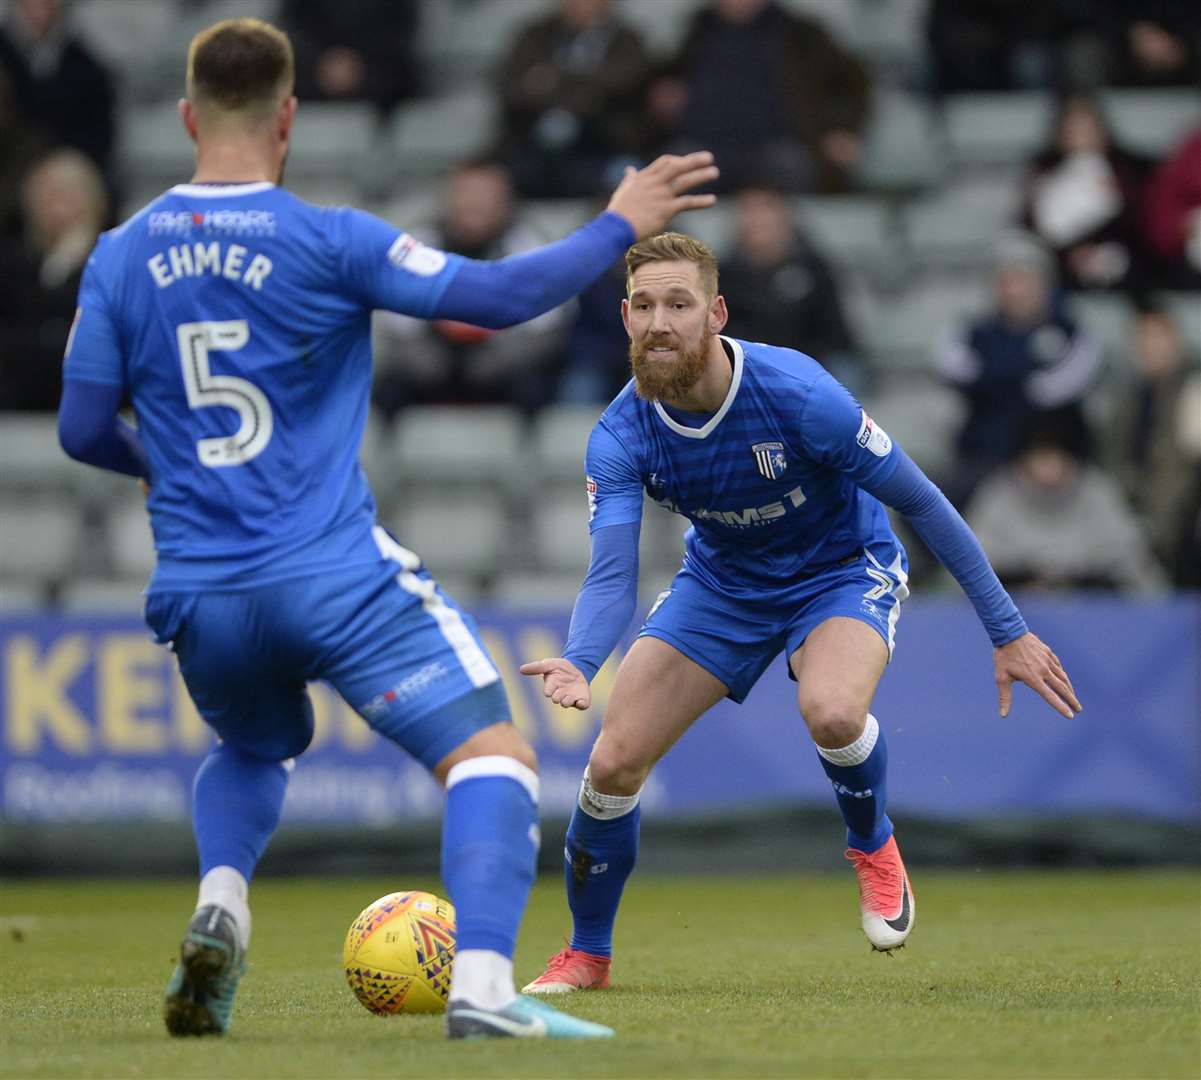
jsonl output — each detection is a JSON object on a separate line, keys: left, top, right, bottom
{"left": 925, "top": 0, "right": 1080, "bottom": 94}
{"left": 494, "top": 0, "right": 652, "bottom": 199}
{"left": 0, "top": 149, "right": 107, "bottom": 411}
{"left": 1143, "top": 126, "right": 1201, "bottom": 290}
{"left": 719, "top": 185, "right": 867, "bottom": 393}
{"left": 647, "top": 0, "right": 872, "bottom": 194}
{"left": 1114, "top": 304, "right": 1201, "bottom": 571}
{"left": 281, "top": 0, "right": 420, "bottom": 117}
{"left": 1018, "top": 93, "right": 1153, "bottom": 292}
{"left": 1093, "top": 1, "right": 1201, "bottom": 88}
{"left": 0, "top": 0, "right": 115, "bottom": 175}
{"left": 372, "top": 160, "right": 571, "bottom": 416}
{"left": 966, "top": 412, "right": 1166, "bottom": 593}
{"left": 0, "top": 66, "right": 44, "bottom": 239}
{"left": 1171, "top": 472, "right": 1201, "bottom": 589}
{"left": 937, "top": 231, "right": 1099, "bottom": 507}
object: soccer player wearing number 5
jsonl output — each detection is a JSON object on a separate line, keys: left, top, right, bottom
{"left": 56, "top": 18, "right": 719, "bottom": 1041}
{"left": 520, "top": 232, "right": 1083, "bottom": 994}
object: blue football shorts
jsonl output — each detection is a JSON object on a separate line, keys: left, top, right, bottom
{"left": 144, "top": 527, "right": 508, "bottom": 767}
{"left": 638, "top": 539, "right": 910, "bottom": 703}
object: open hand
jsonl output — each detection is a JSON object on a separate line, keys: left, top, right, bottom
{"left": 994, "top": 632, "right": 1082, "bottom": 719}
{"left": 606, "top": 152, "right": 719, "bottom": 239}
{"left": 520, "top": 656, "right": 591, "bottom": 711}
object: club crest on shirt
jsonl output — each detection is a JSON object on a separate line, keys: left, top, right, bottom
{"left": 752, "top": 441, "right": 788, "bottom": 479}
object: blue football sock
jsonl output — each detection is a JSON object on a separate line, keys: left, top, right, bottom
{"left": 441, "top": 758, "right": 539, "bottom": 958}
{"left": 565, "top": 789, "right": 640, "bottom": 958}
{"left": 816, "top": 714, "right": 893, "bottom": 853}
{"left": 192, "top": 743, "right": 290, "bottom": 881}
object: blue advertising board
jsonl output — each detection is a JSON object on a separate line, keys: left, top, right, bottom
{"left": 1, "top": 596, "right": 1197, "bottom": 825}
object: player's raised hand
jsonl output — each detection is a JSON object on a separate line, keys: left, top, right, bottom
{"left": 606, "top": 151, "right": 719, "bottom": 239}
{"left": 994, "top": 632, "right": 1082, "bottom": 719}
{"left": 520, "top": 657, "right": 591, "bottom": 711}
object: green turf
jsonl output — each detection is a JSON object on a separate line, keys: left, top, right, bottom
{"left": 1, "top": 871, "right": 1198, "bottom": 1079}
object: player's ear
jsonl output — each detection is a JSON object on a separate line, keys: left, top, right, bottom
{"left": 709, "top": 294, "right": 728, "bottom": 334}
{"left": 278, "top": 95, "right": 298, "bottom": 142}
{"left": 179, "top": 99, "right": 199, "bottom": 143}
{"left": 620, "top": 297, "right": 631, "bottom": 336}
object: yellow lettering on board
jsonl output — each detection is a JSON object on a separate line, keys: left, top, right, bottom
{"left": 477, "top": 629, "right": 534, "bottom": 741}
{"left": 98, "top": 634, "right": 168, "bottom": 752}
{"left": 5, "top": 634, "right": 90, "bottom": 753}
{"left": 308, "top": 682, "right": 334, "bottom": 750}
{"left": 337, "top": 690, "right": 374, "bottom": 750}
{"left": 172, "top": 667, "right": 210, "bottom": 751}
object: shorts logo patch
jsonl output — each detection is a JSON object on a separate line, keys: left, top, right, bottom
{"left": 585, "top": 476, "right": 598, "bottom": 522}
{"left": 752, "top": 441, "right": 787, "bottom": 479}
{"left": 855, "top": 411, "right": 892, "bottom": 458}
{"left": 360, "top": 661, "right": 450, "bottom": 718}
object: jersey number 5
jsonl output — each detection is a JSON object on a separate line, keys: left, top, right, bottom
{"left": 177, "top": 319, "right": 273, "bottom": 467}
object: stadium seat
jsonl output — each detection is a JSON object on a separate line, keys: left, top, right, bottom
{"left": 853, "top": 277, "right": 989, "bottom": 371}
{"left": 390, "top": 90, "right": 497, "bottom": 178}
{"left": 0, "top": 580, "right": 45, "bottom": 610}
{"left": 533, "top": 492, "right": 593, "bottom": 574}
{"left": 105, "top": 498, "right": 158, "bottom": 580}
{"left": 1163, "top": 293, "right": 1201, "bottom": 355}
{"left": 861, "top": 376, "right": 965, "bottom": 478}
{"left": 902, "top": 176, "right": 1020, "bottom": 267}
{"left": 0, "top": 414, "right": 80, "bottom": 490}
{"left": 858, "top": 88, "right": 945, "bottom": 191}
{"left": 944, "top": 93, "right": 1052, "bottom": 168}
{"left": 490, "top": 572, "right": 585, "bottom": 606}
{"left": 288, "top": 103, "right": 378, "bottom": 179}
{"left": 522, "top": 200, "right": 594, "bottom": 243}
{"left": 120, "top": 102, "right": 200, "bottom": 185}
{"left": 59, "top": 578, "right": 147, "bottom": 612}
{"left": 383, "top": 493, "right": 511, "bottom": 579}
{"left": 384, "top": 406, "right": 528, "bottom": 493}
{"left": 1069, "top": 294, "right": 1133, "bottom": 364}
{"left": 0, "top": 499, "right": 84, "bottom": 583}
{"left": 531, "top": 404, "right": 605, "bottom": 483}
{"left": 797, "top": 196, "right": 900, "bottom": 273}
{"left": 1100, "top": 90, "right": 1201, "bottom": 158}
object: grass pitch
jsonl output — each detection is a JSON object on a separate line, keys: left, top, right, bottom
{"left": 1, "top": 871, "right": 1198, "bottom": 1079}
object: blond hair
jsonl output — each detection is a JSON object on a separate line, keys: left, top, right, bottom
{"left": 625, "top": 232, "right": 719, "bottom": 298}
{"left": 186, "top": 18, "right": 294, "bottom": 116}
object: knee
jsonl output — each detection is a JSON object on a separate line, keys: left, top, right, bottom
{"left": 587, "top": 738, "right": 649, "bottom": 797}
{"left": 799, "top": 696, "right": 866, "bottom": 750}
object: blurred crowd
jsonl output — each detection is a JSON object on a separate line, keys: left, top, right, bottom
{"left": 1, "top": 0, "right": 1199, "bottom": 596}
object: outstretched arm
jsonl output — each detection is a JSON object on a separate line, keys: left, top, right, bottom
{"left": 521, "top": 521, "right": 641, "bottom": 710}
{"left": 799, "top": 371, "right": 1081, "bottom": 719}
{"left": 867, "top": 449, "right": 1081, "bottom": 719}
{"left": 342, "top": 152, "right": 718, "bottom": 328}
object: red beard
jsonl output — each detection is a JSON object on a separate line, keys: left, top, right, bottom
{"left": 629, "top": 331, "right": 710, "bottom": 401}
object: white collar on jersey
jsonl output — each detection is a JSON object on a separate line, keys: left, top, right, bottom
{"left": 652, "top": 335, "right": 744, "bottom": 439}
{"left": 169, "top": 182, "right": 276, "bottom": 197}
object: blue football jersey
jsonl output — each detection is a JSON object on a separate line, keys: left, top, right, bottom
{"left": 585, "top": 337, "right": 903, "bottom": 599}
{"left": 63, "top": 182, "right": 465, "bottom": 592}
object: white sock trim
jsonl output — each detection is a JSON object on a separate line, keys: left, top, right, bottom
{"left": 197, "top": 865, "right": 251, "bottom": 949}
{"left": 446, "top": 755, "right": 539, "bottom": 804}
{"left": 816, "top": 713, "right": 879, "bottom": 768}
{"left": 448, "top": 948, "right": 516, "bottom": 1009}
{"left": 578, "top": 768, "right": 641, "bottom": 820}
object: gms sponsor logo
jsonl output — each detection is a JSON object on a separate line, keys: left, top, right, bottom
{"left": 360, "top": 662, "right": 450, "bottom": 718}
{"left": 148, "top": 209, "right": 277, "bottom": 238}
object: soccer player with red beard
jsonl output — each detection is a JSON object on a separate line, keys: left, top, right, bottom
{"left": 520, "top": 231, "right": 1080, "bottom": 993}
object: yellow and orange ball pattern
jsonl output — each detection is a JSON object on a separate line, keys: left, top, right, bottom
{"left": 342, "top": 890, "right": 456, "bottom": 1015}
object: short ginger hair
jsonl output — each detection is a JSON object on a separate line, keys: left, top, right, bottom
{"left": 625, "top": 232, "right": 719, "bottom": 299}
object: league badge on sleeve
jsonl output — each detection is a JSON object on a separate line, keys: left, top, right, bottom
{"left": 752, "top": 441, "right": 788, "bottom": 480}
{"left": 855, "top": 412, "right": 893, "bottom": 458}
